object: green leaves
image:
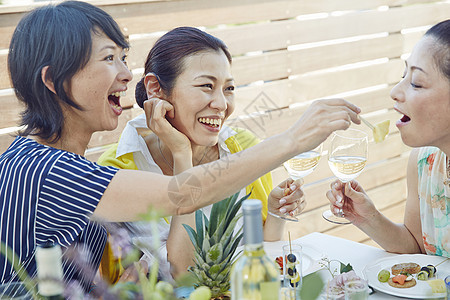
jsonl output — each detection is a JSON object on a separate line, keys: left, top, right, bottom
{"left": 340, "top": 262, "right": 353, "bottom": 273}
{"left": 206, "top": 243, "right": 223, "bottom": 263}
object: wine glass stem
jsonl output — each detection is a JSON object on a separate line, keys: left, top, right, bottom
{"left": 338, "top": 181, "right": 348, "bottom": 216}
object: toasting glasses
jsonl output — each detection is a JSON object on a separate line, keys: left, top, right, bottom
{"left": 322, "top": 129, "right": 368, "bottom": 224}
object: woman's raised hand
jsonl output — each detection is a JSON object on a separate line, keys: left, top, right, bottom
{"left": 289, "top": 99, "right": 361, "bottom": 154}
{"left": 325, "top": 179, "right": 377, "bottom": 225}
{"left": 143, "top": 98, "right": 191, "bottom": 156}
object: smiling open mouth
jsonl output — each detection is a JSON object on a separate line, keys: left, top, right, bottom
{"left": 198, "top": 117, "right": 221, "bottom": 128}
{"left": 109, "top": 91, "right": 125, "bottom": 115}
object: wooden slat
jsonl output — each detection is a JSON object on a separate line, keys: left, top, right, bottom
{"left": 228, "top": 60, "right": 403, "bottom": 141}
{"left": 0, "top": 10, "right": 25, "bottom": 50}
{"left": 0, "top": 52, "right": 9, "bottom": 90}
{"left": 232, "top": 59, "right": 404, "bottom": 120}
{"left": 0, "top": 20, "right": 424, "bottom": 90}
{"left": 99, "top": 0, "right": 426, "bottom": 38}
{"left": 206, "top": 2, "right": 449, "bottom": 56}
{"left": 0, "top": 90, "right": 22, "bottom": 128}
{"left": 0, "top": 129, "right": 15, "bottom": 153}
{"left": 1, "top": 0, "right": 446, "bottom": 50}
{"left": 287, "top": 2, "right": 450, "bottom": 46}
{"left": 403, "top": 29, "right": 426, "bottom": 53}
{"left": 344, "top": 85, "right": 394, "bottom": 114}
{"left": 231, "top": 34, "right": 403, "bottom": 85}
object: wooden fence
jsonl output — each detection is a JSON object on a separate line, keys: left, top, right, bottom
{"left": 1, "top": 0, "right": 449, "bottom": 247}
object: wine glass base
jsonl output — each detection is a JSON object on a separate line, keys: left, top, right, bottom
{"left": 322, "top": 210, "right": 351, "bottom": 225}
{"left": 267, "top": 211, "right": 299, "bottom": 222}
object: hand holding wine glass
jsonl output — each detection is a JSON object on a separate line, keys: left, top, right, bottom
{"left": 268, "top": 144, "right": 323, "bottom": 221}
{"left": 322, "top": 129, "right": 368, "bottom": 224}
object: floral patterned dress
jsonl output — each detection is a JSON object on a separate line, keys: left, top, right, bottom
{"left": 417, "top": 147, "right": 450, "bottom": 257}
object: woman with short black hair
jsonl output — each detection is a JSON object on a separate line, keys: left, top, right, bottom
{"left": 1, "top": 0, "right": 361, "bottom": 290}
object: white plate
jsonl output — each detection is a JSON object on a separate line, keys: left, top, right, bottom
{"left": 363, "top": 254, "right": 449, "bottom": 299}
{"left": 262, "top": 241, "right": 325, "bottom": 276}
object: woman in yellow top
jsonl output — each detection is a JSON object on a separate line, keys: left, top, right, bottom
{"left": 98, "top": 27, "right": 307, "bottom": 281}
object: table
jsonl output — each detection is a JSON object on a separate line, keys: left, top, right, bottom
{"left": 293, "top": 232, "right": 446, "bottom": 299}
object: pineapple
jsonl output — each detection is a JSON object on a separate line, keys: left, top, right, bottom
{"left": 183, "top": 191, "right": 251, "bottom": 299}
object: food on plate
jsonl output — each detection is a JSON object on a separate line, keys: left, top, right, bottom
{"left": 391, "top": 262, "right": 421, "bottom": 275}
{"left": 417, "top": 270, "right": 429, "bottom": 281}
{"left": 377, "top": 269, "right": 390, "bottom": 283}
{"left": 416, "top": 264, "right": 437, "bottom": 281}
{"left": 427, "top": 279, "right": 445, "bottom": 293}
{"left": 275, "top": 256, "right": 283, "bottom": 274}
{"left": 373, "top": 120, "right": 390, "bottom": 143}
{"left": 388, "top": 274, "right": 417, "bottom": 288}
{"left": 420, "top": 264, "right": 436, "bottom": 278}
{"left": 285, "top": 253, "right": 300, "bottom": 287}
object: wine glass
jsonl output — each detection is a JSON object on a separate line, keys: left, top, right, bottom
{"left": 268, "top": 144, "right": 323, "bottom": 221}
{"left": 322, "top": 128, "right": 368, "bottom": 224}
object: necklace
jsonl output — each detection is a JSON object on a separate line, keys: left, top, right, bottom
{"left": 157, "top": 137, "right": 209, "bottom": 171}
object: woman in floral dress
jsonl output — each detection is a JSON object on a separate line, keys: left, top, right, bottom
{"left": 326, "top": 19, "right": 449, "bottom": 257}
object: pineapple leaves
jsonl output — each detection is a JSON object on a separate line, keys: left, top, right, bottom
{"left": 182, "top": 223, "right": 199, "bottom": 250}
{"left": 226, "top": 192, "right": 251, "bottom": 225}
{"left": 206, "top": 243, "right": 223, "bottom": 264}
{"left": 183, "top": 191, "right": 251, "bottom": 298}
{"left": 208, "top": 192, "right": 235, "bottom": 236}
{"left": 195, "top": 209, "right": 204, "bottom": 250}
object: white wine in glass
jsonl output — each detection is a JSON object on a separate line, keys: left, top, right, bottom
{"left": 269, "top": 144, "right": 323, "bottom": 222}
{"left": 284, "top": 150, "right": 321, "bottom": 179}
{"left": 323, "top": 129, "right": 368, "bottom": 224}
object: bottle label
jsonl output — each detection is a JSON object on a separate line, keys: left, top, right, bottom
{"left": 260, "top": 281, "right": 280, "bottom": 300}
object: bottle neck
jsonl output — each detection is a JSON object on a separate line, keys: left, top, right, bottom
{"left": 243, "top": 206, "right": 263, "bottom": 246}
{"left": 243, "top": 243, "right": 265, "bottom": 257}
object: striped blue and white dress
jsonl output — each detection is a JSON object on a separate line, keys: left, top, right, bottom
{"left": 0, "top": 136, "right": 118, "bottom": 290}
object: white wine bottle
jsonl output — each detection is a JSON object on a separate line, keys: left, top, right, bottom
{"left": 35, "top": 242, "right": 65, "bottom": 300}
{"left": 231, "top": 199, "right": 280, "bottom": 300}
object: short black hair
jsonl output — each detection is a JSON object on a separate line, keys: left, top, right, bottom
{"left": 8, "top": 0, "right": 129, "bottom": 142}
{"left": 425, "top": 19, "right": 450, "bottom": 81}
{"left": 135, "top": 27, "right": 232, "bottom": 108}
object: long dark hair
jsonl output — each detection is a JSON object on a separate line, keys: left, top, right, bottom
{"left": 135, "top": 26, "right": 232, "bottom": 108}
{"left": 424, "top": 19, "right": 450, "bottom": 80}
{"left": 8, "top": 1, "right": 129, "bottom": 143}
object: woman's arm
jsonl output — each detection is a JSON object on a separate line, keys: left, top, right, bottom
{"left": 166, "top": 136, "right": 197, "bottom": 278}
{"left": 94, "top": 99, "right": 361, "bottom": 222}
